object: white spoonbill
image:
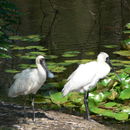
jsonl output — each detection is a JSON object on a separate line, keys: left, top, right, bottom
{"left": 62, "top": 52, "right": 112, "bottom": 120}
{"left": 8, "top": 55, "right": 54, "bottom": 122}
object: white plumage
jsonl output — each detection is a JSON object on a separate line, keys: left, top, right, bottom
{"left": 8, "top": 55, "right": 54, "bottom": 122}
{"left": 8, "top": 55, "right": 47, "bottom": 97}
{"left": 62, "top": 52, "right": 112, "bottom": 119}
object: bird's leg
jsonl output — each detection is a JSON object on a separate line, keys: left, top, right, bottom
{"left": 32, "top": 95, "right": 35, "bottom": 122}
{"left": 23, "top": 96, "right": 27, "bottom": 120}
{"left": 84, "top": 91, "right": 90, "bottom": 120}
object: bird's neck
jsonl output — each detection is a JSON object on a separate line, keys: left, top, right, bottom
{"left": 97, "top": 58, "right": 106, "bottom": 63}
{"left": 37, "top": 64, "right": 46, "bottom": 76}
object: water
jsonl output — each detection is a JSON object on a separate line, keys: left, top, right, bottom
{"left": 1, "top": 0, "right": 130, "bottom": 94}
{"left": 12, "top": 0, "right": 123, "bottom": 57}
{"left": 1, "top": 1, "right": 130, "bottom": 128}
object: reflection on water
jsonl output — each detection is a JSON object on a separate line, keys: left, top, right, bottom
{"left": 12, "top": 0, "right": 123, "bottom": 56}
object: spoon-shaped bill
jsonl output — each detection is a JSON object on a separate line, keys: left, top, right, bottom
{"left": 106, "top": 57, "right": 121, "bottom": 82}
{"left": 47, "top": 70, "right": 54, "bottom": 78}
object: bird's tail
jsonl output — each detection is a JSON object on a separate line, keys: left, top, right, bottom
{"left": 8, "top": 83, "right": 17, "bottom": 97}
{"left": 62, "top": 82, "right": 71, "bottom": 96}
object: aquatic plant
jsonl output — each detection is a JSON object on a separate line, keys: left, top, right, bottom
{"left": 121, "top": 23, "right": 130, "bottom": 50}
{"left": 33, "top": 71, "right": 130, "bottom": 121}
{"left": 0, "top": 0, "right": 20, "bottom": 58}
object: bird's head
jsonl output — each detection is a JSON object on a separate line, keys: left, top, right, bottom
{"left": 97, "top": 52, "right": 109, "bottom": 62}
{"left": 36, "top": 55, "right": 54, "bottom": 78}
{"left": 97, "top": 52, "right": 113, "bottom": 68}
{"left": 36, "top": 55, "right": 45, "bottom": 64}
{"left": 97, "top": 52, "right": 121, "bottom": 81}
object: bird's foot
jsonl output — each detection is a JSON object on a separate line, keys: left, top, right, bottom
{"left": 83, "top": 115, "right": 95, "bottom": 121}
{"left": 84, "top": 116, "right": 96, "bottom": 122}
{"left": 21, "top": 117, "right": 36, "bottom": 124}
{"left": 32, "top": 118, "right": 36, "bottom": 123}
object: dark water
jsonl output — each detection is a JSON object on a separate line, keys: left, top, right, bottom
{"left": 1, "top": 0, "right": 130, "bottom": 99}
{"left": 11, "top": 0, "right": 124, "bottom": 57}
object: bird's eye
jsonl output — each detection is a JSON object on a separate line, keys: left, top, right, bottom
{"left": 41, "top": 58, "right": 45, "bottom": 62}
{"left": 39, "top": 58, "right": 45, "bottom": 65}
{"left": 106, "top": 57, "right": 109, "bottom": 62}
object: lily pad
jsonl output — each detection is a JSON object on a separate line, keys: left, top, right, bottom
{"left": 26, "top": 51, "right": 46, "bottom": 55}
{"left": 124, "top": 68, "right": 130, "bottom": 74}
{"left": 46, "top": 55, "right": 58, "bottom": 59}
{"left": 104, "top": 45, "right": 118, "bottom": 48}
{"left": 68, "top": 92, "right": 83, "bottom": 104}
{"left": 62, "top": 51, "right": 80, "bottom": 57}
{"left": 113, "top": 50, "right": 130, "bottom": 58}
{"left": 5, "top": 69, "right": 19, "bottom": 73}
{"left": 50, "top": 91, "right": 68, "bottom": 104}
{"left": 85, "top": 51, "right": 95, "bottom": 56}
{"left": 123, "top": 30, "right": 130, "bottom": 34}
{"left": 48, "top": 64, "right": 66, "bottom": 73}
{"left": 0, "top": 54, "right": 11, "bottom": 58}
{"left": 121, "top": 106, "right": 130, "bottom": 114}
{"left": 108, "top": 89, "right": 118, "bottom": 100}
{"left": 119, "top": 88, "right": 130, "bottom": 100}
{"left": 89, "top": 99, "right": 128, "bottom": 120}
{"left": 11, "top": 46, "right": 25, "bottom": 50}
{"left": 9, "top": 35, "right": 41, "bottom": 42}
{"left": 9, "top": 35, "right": 23, "bottom": 40}
{"left": 104, "top": 102, "right": 118, "bottom": 107}
{"left": 120, "top": 60, "right": 130, "bottom": 64}
{"left": 115, "top": 112, "right": 128, "bottom": 121}
{"left": 64, "top": 60, "right": 79, "bottom": 64}
{"left": 25, "top": 46, "right": 47, "bottom": 51}
{"left": 125, "top": 23, "right": 130, "bottom": 29}
{"left": 18, "top": 64, "right": 36, "bottom": 69}
{"left": 89, "top": 92, "right": 111, "bottom": 103}
{"left": 20, "top": 55, "right": 36, "bottom": 59}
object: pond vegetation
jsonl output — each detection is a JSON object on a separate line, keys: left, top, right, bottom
{"left": 0, "top": 0, "right": 130, "bottom": 123}
{"left": 2, "top": 33, "right": 130, "bottom": 121}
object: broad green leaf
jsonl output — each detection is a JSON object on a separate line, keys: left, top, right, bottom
{"left": 85, "top": 51, "right": 95, "bottom": 56}
{"left": 123, "top": 39, "right": 130, "bottom": 45}
{"left": 46, "top": 55, "right": 58, "bottom": 59}
{"left": 123, "top": 30, "right": 130, "bottom": 34}
{"left": 125, "top": 23, "right": 130, "bottom": 29}
{"left": 89, "top": 92, "right": 111, "bottom": 103}
{"left": 18, "top": 64, "right": 36, "bottom": 69}
{"left": 63, "top": 102, "right": 76, "bottom": 108}
{"left": 20, "top": 55, "right": 36, "bottom": 59}
{"left": 0, "top": 53, "right": 11, "bottom": 58}
{"left": 108, "top": 89, "right": 118, "bottom": 100}
{"left": 68, "top": 92, "right": 83, "bottom": 104}
{"left": 89, "top": 99, "right": 128, "bottom": 120}
{"left": 104, "top": 102, "right": 118, "bottom": 107}
{"left": 113, "top": 50, "right": 130, "bottom": 57}
{"left": 26, "top": 51, "right": 46, "bottom": 55}
{"left": 9, "top": 35, "right": 22, "bottom": 40}
{"left": 11, "top": 46, "right": 25, "bottom": 50}
{"left": 50, "top": 91, "right": 68, "bottom": 104}
{"left": 62, "top": 51, "right": 80, "bottom": 57}
{"left": 5, "top": 69, "right": 19, "bottom": 73}
{"left": 115, "top": 112, "right": 128, "bottom": 121}
{"left": 48, "top": 65, "right": 66, "bottom": 73}
{"left": 104, "top": 45, "right": 118, "bottom": 48}
{"left": 124, "top": 68, "right": 130, "bottom": 74}
{"left": 119, "top": 88, "right": 130, "bottom": 100}
{"left": 121, "top": 106, "right": 130, "bottom": 114}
